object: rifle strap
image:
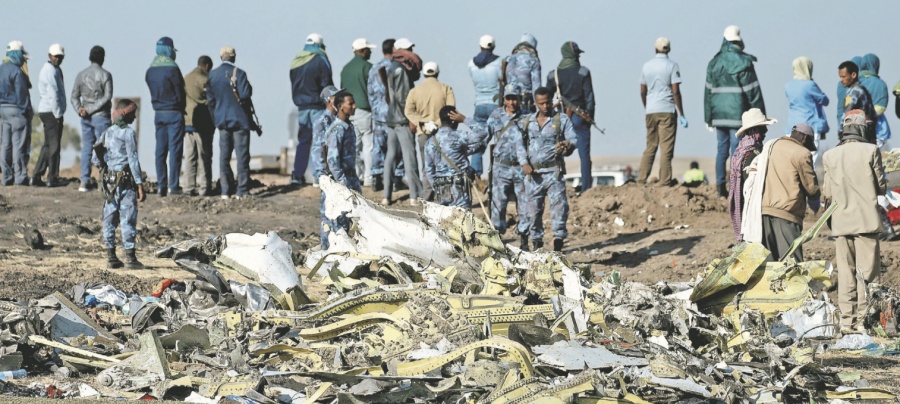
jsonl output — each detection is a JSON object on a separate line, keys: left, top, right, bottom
{"left": 430, "top": 135, "right": 465, "bottom": 177}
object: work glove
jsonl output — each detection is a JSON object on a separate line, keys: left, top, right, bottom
{"left": 679, "top": 116, "right": 688, "bottom": 128}
{"left": 706, "top": 124, "right": 714, "bottom": 133}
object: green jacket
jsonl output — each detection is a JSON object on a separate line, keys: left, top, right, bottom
{"left": 704, "top": 40, "right": 765, "bottom": 128}
{"left": 339, "top": 55, "right": 372, "bottom": 111}
{"left": 184, "top": 67, "right": 213, "bottom": 132}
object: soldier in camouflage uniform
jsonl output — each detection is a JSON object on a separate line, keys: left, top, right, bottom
{"left": 311, "top": 86, "right": 339, "bottom": 186}
{"left": 367, "top": 39, "right": 404, "bottom": 191}
{"left": 516, "top": 87, "right": 577, "bottom": 252}
{"left": 92, "top": 99, "right": 146, "bottom": 269}
{"left": 424, "top": 105, "right": 488, "bottom": 208}
{"left": 504, "top": 33, "right": 541, "bottom": 111}
{"left": 488, "top": 84, "right": 530, "bottom": 249}
{"left": 320, "top": 91, "right": 361, "bottom": 249}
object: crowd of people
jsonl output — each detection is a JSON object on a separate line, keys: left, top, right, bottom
{"left": 0, "top": 25, "right": 897, "bottom": 334}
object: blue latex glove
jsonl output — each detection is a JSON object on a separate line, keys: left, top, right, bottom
{"left": 679, "top": 115, "right": 689, "bottom": 128}
{"left": 808, "top": 198, "right": 821, "bottom": 213}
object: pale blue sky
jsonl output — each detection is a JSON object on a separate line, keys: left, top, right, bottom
{"left": 10, "top": 0, "right": 900, "bottom": 179}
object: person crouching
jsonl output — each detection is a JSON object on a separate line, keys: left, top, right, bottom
{"left": 424, "top": 105, "right": 488, "bottom": 208}
{"left": 93, "top": 99, "right": 145, "bottom": 269}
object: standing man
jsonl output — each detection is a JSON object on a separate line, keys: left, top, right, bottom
{"left": 405, "top": 61, "right": 456, "bottom": 202}
{"left": 467, "top": 34, "right": 502, "bottom": 177}
{"left": 504, "top": 33, "right": 541, "bottom": 111}
{"left": 638, "top": 37, "right": 687, "bottom": 186}
{"left": 759, "top": 123, "right": 820, "bottom": 261}
{"left": 340, "top": 38, "right": 376, "bottom": 187}
{"left": 367, "top": 39, "right": 395, "bottom": 192}
{"left": 0, "top": 41, "right": 32, "bottom": 186}
{"left": 704, "top": 25, "right": 765, "bottom": 198}
{"left": 516, "top": 87, "right": 577, "bottom": 252}
{"left": 321, "top": 91, "right": 362, "bottom": 249}
{"left": 71, "top": 45, "right": 113, "bottom": 192}
{"left": 424, "top": 106, "right": 488, "bottom": 208}
{"left": 822, "top": 110, "right": 886, "bottom": 334}
{"left": 33, "top": 44, "right": 67, "bottom": 187}
{"left": 785, "top": 56, "right": 829, "bottom": 165}
{"left": 382, "top": 37, "right": 423, "bottom": 206}
{"left": 858, "top": 54, "right": 891, "bottom": 149}
{"left": 207, "top": 46, "right": 254, "bottom": 199}
{"left": 488, "top": 84, "right": 529, "bottom": 248}
{"left": 547, "top": 41, "right": 595, "bottom": 192}
{"left": 837, "top": 61, "right": 876, "bottom": 141}
{"left": 145, "top": 36, "right": 186, "bottom": 197}
{"left": 290, "top": 33, "right": 333, "bottom": 186}
{"left": 182, "top": 55, "right": 214, "bottom": 196}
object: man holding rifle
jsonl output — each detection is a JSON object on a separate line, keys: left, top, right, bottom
{"left": 547, "top": 41, "right": 596, "bottom": 192}
{"left": 516, "top": 87, "right": 577, "bottom": 252}
{"left": 207, "top": 46, "right": 256, "bottom": 200}
{"left": 487, "top": 84, "right": 530, "bottom": 249}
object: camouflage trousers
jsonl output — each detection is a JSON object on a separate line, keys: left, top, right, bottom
{"left": 524, "top": 170, "right": 568, "bottom": 240}
{"left": 319, "top": 178, "right": 361, "bottom": 249}
{"left": 372, "top": 122, "right": 404, "bottom": 177}
{"left": 491, "top": 164, "right": 528, "bottom": 235}
{"left": 433, "top": 175, "right": 471, "bottom": 208}
{"left": 102, "top": 187, "right": 138, "bottom": 250}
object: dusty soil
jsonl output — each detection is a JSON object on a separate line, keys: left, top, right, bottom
{"left": 1, "top": 166, "right": 900, "bottom": 399}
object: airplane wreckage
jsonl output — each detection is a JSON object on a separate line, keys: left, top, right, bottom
{"left": 0, "top": 176, "right": 899, "bottom": 402}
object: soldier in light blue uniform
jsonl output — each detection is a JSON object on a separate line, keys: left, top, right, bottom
{"left": 92, "top": 99, "right": 146, "bottom": 269}
{"left": 504, "top": 33, "right": 541, "bottom": 111}
{"left": 516, "top": 87, "right": 576, "bottom": 252}
{"left": 488, "top": 84, "right": 530, "bottom": 249}
{"left": 320, "top": 91, "right": 361, "bottom": 249}
{"left": 424, "top": 105, "right": 488, "bottom": 208}
{"left": 366, "top": 39, "right": 404, "bottom": 191}
{"left": 311, "top": 86, "right": 339, "bottom": 186}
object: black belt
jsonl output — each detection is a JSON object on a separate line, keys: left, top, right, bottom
{"left": 532, "top": 161, "right": 559, "bottom": 169}
{"left": 495, "top": 158, "right": 520, "bottom": 167}
{"left": 432, "top": 174, "right": 467, "bottom": 186}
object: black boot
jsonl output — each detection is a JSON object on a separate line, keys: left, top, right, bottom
{"left": 553, "top": 238, "right": 564, "bottom": 252}
{"left": 532, "top": 239, "right": 543, "bottom": 250}
{"left": 107, "top": 248, "right": 124, "bottom": 269}
{"left": 124, "top": 249, "right": 144, "bottom": 269}
{"left": 519, "top": 234, "right": 530, "bottom": 251}
{"left": 372, "top": 174, "right": 384, "bottom": 192}
{"left": 717, "top": 183, "right": 728, "bottom": 198}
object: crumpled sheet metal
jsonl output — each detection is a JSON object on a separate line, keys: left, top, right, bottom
{"left": 533, "top": 340, "right": 648, "bottom": 370}
{"left": 217, "top": 231, "right": 300, "bottom": 293}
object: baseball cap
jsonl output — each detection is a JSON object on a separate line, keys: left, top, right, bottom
{"left": 571, "top": 42, "right": 584, "bottom": 54}
{"left": 723, "top": 25, "right": 741, "bottom": 42}
{"left": 351, "top": 38, "right": 375, "bottom": 51}
{"left": 394, "top": 38, "right": 414, "bottom": 50}
{"left": 306, "top": 33, "right": 324, "bottom": 46}
{"left": 220, "top": 46, "right": 235, "bottom": 59}
{"left": 320, "top": 85, "right": 339, "bottom": 102}
{"left": 504, "top": 83, "right": 522, "bottom": 98}
{"left": 48, "top": 44, "right": 65, "bottom": 56}
{"left": 7, "top": 41, "right": 29, "bottom": 58}
{"left": 479, "top": 35, "right": 495, "bottom": 49}
{"left": 423, "top": 61, "right": 439, "bottom": 76}
{"left": 655, "top": 37, "right": 670, "bottom": 52}
{"left": 157, "top": 36, "right": 176, "bottom": 50}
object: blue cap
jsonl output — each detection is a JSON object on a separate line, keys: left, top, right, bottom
{"left": 320, "top": 85, "right": 339, "bottom": 102}
{"left": 157, "top": 36, "right": 175, "bottom": 49}
{"left": 504, "top": 83, "right": 522, "bottom": 97}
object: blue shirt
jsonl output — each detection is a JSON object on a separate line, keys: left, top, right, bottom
{"left": 325, "top": 118, "right": 361, "bottom": 191}
{"left": 367, "top": 57, "right": 391, "bottom": 123}
{"left": 468, "top": 57, "right": 502, "bottom": 106}
{"left": 145, "top": 64, "right": 185, "bottom": 112}
{"left": 311, "top": 109, "right": 335, "bottom": 180}
{"left": 424, "top": 118, "right": 488, "bottom": 181}
{"left": 486, "top": 108, "right": 526, "bottom": 164}
{"left": 93, "top": 124, "right": 143, "bottom": 184}
{"left": 784, "top": 79, "right": 829, "bottom": 135}
{"left": 640, "top": 54, "right": 682, "bottom": 114}
{"left": 515, "top": 111, "right": 577, "bottom": 173}
{"left": 0, "top": 62, "right": 31, "bottom": 115}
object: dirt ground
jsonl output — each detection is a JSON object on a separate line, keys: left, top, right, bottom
{"left": 1, "top": 165, "right": 900, "bottom": 398}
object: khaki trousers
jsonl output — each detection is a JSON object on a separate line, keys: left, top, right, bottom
{"left": 835, "top": 234, "right": 880, "bottom": 328}
{"left": 638, "top": 113, "right": 677, "bottom": 183}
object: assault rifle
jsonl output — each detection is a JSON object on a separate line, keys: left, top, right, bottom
{"left": 230, "top": 66, "right": 263, "bottom": 136}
